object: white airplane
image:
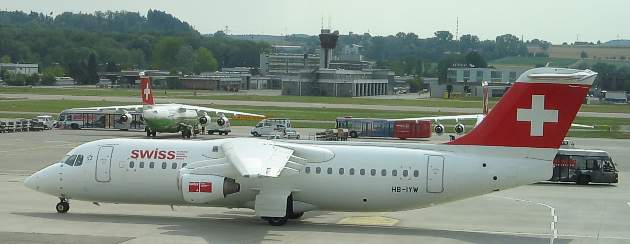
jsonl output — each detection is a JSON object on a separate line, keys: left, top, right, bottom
{"left": 25, "top": 67, "right": 596, "bottom": 226}
{"left": 399, "top": 81, "right": 594, "bottom": 135}
{"left": 67, "top": 76, "right": 265, "bottom": 138}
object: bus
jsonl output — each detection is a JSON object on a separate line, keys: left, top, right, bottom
{"left": 335, "top": 117, "right": 431, "bottom": 139}
{"left": 58, "top": 109, "right": 144, "bottom": 130}
{"left": 549, "top": 148, "right": 619, "bottom": 185}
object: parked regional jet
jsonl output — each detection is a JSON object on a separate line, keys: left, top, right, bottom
{"left": 399, "top": 81, "right": 593, "bottom": 135}
{"left": 67, "top": 76, "right": 265, "bottom": 138}
{"left": 25, "top": 68, "right": 596, "bottom": 226}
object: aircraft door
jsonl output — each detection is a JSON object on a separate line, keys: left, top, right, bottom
{"left": 426, "top": 155, "right": 444, "bottom": 193}
{"left": 95, "top": 146, "right": 114, "bottom": 182}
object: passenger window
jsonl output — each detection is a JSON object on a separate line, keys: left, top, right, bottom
{"left": 414, "top": 170, "right": 419, "bottom": 177}
{"left": 149, "top": 162, "right": 155, "bottom": 169}
{"left": 172, "top": 163, "right": 177, "bottom": 169}
{"left": 403, "top": 170, "right": 409, "bottom": 177}
{"left": 74, "top": 155, "right": 83, "bottom": 166}
{"left": 162, "top": 162, "right": 167, "bottom": 169}
{"left": 139, "top": 162, "right": 144, "bottom": 168}
{"left": 316, "top": 167, "right": 321, "bottom": 174}
{"left": 339, "top": 168, "right": 344, "bottom": 175}
{"left": 381, "top": 169, "right": 387, "bottom": 176}
{"left": 327, "top": 167, "right": 333, "bottom": 174}
{"left": 349, "top": 168, "right": 355, "bottom": 175}
{"left": 129, "top": 161, "right": 135, "bottom": 168}
{"left": 64, "top": 155, "right": 77, "bottom": 166}
{"left": 360, "top": 169, "right": 365, "bottom": 175}
{"left": 305, "top": 167, "right": 310, "bottom": 174}
{"left": 371, "top": 169, "right": 376, "bottom": 176}
{"left": 392, "top": 170, "right": 398, "bottom": 176}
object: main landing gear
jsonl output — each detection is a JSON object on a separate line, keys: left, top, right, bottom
{"left": 261, "top": 194, "right": 304, "bottom": 226}
{"left": 56, "top": 198, "right": 69, "bottom": 213}
{"left": 146, "top": 128, "right": 157, "bottom": 137}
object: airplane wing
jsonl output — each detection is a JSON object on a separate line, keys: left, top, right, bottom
{"left": 571, "top": 123, "right": 595, "bottom": 129}
{"left": 393, "top": 114, "right": 486, "bottom": 126}
{"left": 219, "top": 139, "right": 334, "bottom": 178}
{"left": 177, "top": 104, "right": 265, "bottom": 120}
{"left": 63, "top": 105, "right": 144, "bottom": 113}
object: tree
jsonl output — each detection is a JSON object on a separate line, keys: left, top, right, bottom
{"left": 41, "top": 73, "right": 56, "bottom": 85}
{"left": 153, "top": 37, "right": 184, "bottom": 70}
{"left": 465, "top": 51, "right": 487, "bottom": 68}
{"left": 0, "top": 55, "right": 10, "bottom": 63}
{"left": 407, "top": 77, "right": 423, "bottom": 93}
{"left": 86, "top": 53, "right": 99, "bottom": 84}
{"left": 175, "top": 45, "right": 195, "bottom": 74}
{"left": 580, "top": 51, "right": 588, "bottom": 59}
{"left": 194, "top": 47, "right": 218, "bottom": 74}
{"left": 459, "top": 34, "right": 480, "bottom": 51}
{"left": 434, "top": 31, "right": 454, "bottom": 42}
{"left": 165, "top": 70, "right": 181, "bottom": 89}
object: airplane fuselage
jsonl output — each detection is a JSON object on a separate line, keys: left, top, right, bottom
{"left": 29, "top": 138, "right": 552, "bottom": 212}
{"left": 143, "top": 105, "right": 201, "bottom": 133}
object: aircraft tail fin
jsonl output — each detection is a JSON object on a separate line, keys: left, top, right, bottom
{"left": 140, "top": 76, "right": 155, "bottom": 105}
{"left": 449, "top": 68, "right": 596, "bottom": 149}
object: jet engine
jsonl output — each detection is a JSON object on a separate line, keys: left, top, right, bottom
{"left": 434, "top": 124, "right": 445, "bottom": 135}
{"left": 198, "top": 115, "right": 210, "bottom": 125}
{"left": 180, "top": 174, "right": 240, "bottom": 204}
{"left": 216, "top": 116, "right": 229, "bottom": 126}
{"left": 120, "top": 113, "right": 132, "bottom": 123}
{"left": 454, "top": 123, "right": 465, "bottom": 134}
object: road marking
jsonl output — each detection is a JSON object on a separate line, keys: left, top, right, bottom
{"left": 494, "top": 196, "right": 558, "bottom": 243}
{"left": 337, "top": 216, "right": 399, "bottom": 226}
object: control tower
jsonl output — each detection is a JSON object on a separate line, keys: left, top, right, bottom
{"left": 319, "top": 29, "right": 339, "bottom": 69}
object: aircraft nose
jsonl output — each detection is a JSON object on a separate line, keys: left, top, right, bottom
{"left": 24, "top": 172, "right": 39, "bottom": 191}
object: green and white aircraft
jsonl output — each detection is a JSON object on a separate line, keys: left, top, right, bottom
{"left": 73, "top": 76, "right": 265, "bottom": 138}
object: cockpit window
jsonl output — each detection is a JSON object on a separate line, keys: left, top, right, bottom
{"left": 64, "top": 155, "right": 77, "bottom": 166}
{"left": 74, "top": 155, "right": 83, "bottom": 166}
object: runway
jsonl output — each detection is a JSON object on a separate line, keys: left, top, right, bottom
{"left": 1, "top": 129, "right": 629, "bottom": 243}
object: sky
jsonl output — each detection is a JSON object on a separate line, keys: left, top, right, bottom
{"left": 3, "top": 0, "right": 628, "bottom": 44}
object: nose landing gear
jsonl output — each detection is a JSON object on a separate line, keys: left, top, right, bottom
{"left": 56, "top": 198, "right": 69, "bottom": 213}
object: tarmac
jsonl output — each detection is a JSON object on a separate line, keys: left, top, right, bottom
{"left": 1, "top": 128, "right": 629, "bottom": 244}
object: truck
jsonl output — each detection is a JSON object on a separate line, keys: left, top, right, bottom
{"left": 549, "top": 148, "right": 619, "bottom": 185}
{"left": 250, "top": 118, "right": 300, "bottom": 139}
{"left": 31, "top": 115, "right": 56, "bottom": 130}
{"left": 335, "top": 117, "right": 432, "bottom": 139}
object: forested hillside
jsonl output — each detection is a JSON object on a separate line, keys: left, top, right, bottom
{"left": 0, "top": 10, "right": 270, "bottom": 84}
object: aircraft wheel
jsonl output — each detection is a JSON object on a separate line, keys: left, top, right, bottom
{"left": 146, "top": 129, "right": 151, "bottom": 137}
{"left": 151, "top": 131, "right": 157, "bottom": 137}
{"left": 288, "top": 212, "right": 304, "bottom": 219}
{"left": 263, "top": 217, "right": 288, "bottom": 226}
{"left": 56, "top": 200, "right": 69, "bottom": 213}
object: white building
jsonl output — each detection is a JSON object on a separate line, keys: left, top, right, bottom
{"left": 0, "top": 63, "right": 39, "bottom": 75}
{"left": 447, "top": 67, "right": 528, "bottom": 83}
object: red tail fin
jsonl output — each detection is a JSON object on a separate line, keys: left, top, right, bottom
{"left": 449, "top": 68, "right": 596, "bottom": 149}
{"left": 140, "top": 76, "right": 155, "bottom": 105}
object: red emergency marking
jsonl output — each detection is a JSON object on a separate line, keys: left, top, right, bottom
{"left": 188, "top": 182, "right": 200, "bottom": 192}
{"left": 200, "top": 182, "right": 212, "bottom": 193}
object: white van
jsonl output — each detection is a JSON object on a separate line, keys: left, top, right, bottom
{"left": 251, "top": 118, "right": 300, "bottom": 139}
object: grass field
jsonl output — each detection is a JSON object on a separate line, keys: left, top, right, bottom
{"left": 549, "top": 46, "right": 630, "bottom": 59}
{"left": 490, "top": 57, "right": 578, "bottom": 68}
{"left": 3, "top": 86, "right": 630, "bottom": 113}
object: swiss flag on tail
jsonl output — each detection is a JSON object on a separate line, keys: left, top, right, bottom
{"left": 140, "top": 76, "right": 155, "bottom": 105}
{"left": 449, "top": 68, "right": 597, "bottom": 149}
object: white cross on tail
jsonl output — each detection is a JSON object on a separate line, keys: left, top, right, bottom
{"left": 143, "top": 87, "right": 151, "bottom": 100}
{"left": 517, "top": 95, "right": 558, "bottom": 137}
